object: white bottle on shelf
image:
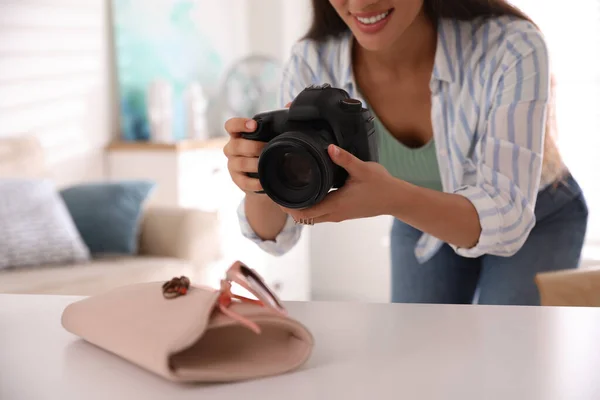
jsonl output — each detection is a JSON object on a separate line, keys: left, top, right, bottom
{"left": 185, "top": 82, "right": 210, "bottom": 141}
{"left": 147, "top": 80, "right": 173, "bottom": 142}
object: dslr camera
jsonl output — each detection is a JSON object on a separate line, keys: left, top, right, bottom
{"left": 241, "top": 84, "right": 377, "bottom": 209}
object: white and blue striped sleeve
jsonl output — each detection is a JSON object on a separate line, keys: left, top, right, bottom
{"left": 236, "top": 41, "right": 318, "bottom": 256}
{"left": 452, "top": 24, "right": 551, "bottom": 258}
{"left": 236, "top": 199, "right": 302, "bottom": 256}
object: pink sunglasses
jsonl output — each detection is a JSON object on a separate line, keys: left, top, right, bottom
{"left": 217, "top": 261, "right": 287, "bottom": 334}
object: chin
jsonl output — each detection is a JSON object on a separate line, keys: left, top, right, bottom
{"left": 352, "top": 34, "right": 394, "bottom": 52}
{"left": 351, "top": 29, "right": 400, "bottom": 53}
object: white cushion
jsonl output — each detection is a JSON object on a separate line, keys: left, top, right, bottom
{"left": 0, "top": 179, "right": 90, "bottom": 270}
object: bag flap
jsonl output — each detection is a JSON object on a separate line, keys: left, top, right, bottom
{"left": 61, "top": 282, "right": 220, "bottom": 379}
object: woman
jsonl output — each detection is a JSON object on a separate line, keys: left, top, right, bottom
{"left": 223, "top": 0, "right": 588, "bottom": 305}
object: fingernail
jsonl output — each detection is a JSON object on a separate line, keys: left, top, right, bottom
{"left": 332, "top": 145, "right": 340, "bottom": 157}
{"left": 245, "top": 120, "right": 256, "bottom": 130}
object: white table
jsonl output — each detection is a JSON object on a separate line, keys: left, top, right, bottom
{"left": 2, "top": 294, "right": 600, "bottom": 400}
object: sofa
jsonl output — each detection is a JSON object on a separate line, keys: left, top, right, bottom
{"left": 0, "top": 135, "right": 221, "bottom": 296}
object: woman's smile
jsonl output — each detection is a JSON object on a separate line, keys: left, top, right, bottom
{"left": 351, "top": 8, "right": 394, "bottom": 34}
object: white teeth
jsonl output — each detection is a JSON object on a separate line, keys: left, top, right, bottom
{"left": 356, "top": 10, "right": 390, "bottom": 25}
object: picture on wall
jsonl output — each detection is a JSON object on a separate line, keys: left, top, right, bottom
{"left": 110, "top": 0, "right": 224, "bottom": 142}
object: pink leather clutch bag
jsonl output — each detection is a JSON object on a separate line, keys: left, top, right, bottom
{"left": 61, "top": 271, "right": 314, "bottom": 383}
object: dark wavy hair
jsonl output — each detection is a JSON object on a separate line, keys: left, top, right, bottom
{"left": 303, "top": 0, "right": 535, "bottom": 41}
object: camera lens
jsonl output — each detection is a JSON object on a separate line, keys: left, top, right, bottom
{"left": 279, "top": 152, "right": 312, "bottom": 189}
{"left": 257, "top": 131, "right": 338, "bottom": 209}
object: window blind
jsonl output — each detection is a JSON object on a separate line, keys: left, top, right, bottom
{"left": 0, "top": 0, "right": 111, "bottom": 185}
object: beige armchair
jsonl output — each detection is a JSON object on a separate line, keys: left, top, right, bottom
{"left": 138, "top": 206, "right": 220, "bottom": 265}
{"left": 536, "top": 267, "right": 600, "bottom": 307}
{"left": 0, "top": 135, "right": 221, "bottom": 296}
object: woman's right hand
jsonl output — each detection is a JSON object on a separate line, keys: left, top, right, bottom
{"left": 223, "top": 116, "right": 290, "bottom": 241}
{"left": 223, "top": 117, "right": 266, "bottom": 194}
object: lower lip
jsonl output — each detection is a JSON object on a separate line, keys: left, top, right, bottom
{"left": 353, "top": 10, "right": 393, "bottom": 34}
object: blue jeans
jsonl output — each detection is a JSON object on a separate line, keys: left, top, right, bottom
{"left": 390, "top": 173, "right": 588, "bottom": 306}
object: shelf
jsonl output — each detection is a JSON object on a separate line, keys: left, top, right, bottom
{"left": 106, "top": 137, "right": 228, "bottom": 153}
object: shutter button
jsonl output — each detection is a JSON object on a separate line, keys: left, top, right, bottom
{"left": 340, "top": 98, "right": 362, "bottom": 112}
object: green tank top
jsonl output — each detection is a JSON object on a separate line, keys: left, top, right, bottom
{"left": 373, "top": 116, "right": 443, "bottom": 192}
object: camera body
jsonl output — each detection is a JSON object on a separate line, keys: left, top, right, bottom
{"left": 241, "top": 84, "right": 377, "bottom": 209}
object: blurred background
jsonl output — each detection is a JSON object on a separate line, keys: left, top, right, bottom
{"left": 0, "top": 0, "right": 598, "bottom": 303}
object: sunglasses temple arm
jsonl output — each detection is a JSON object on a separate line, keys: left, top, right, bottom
{"left": 228, "top": 275, "right": 284, "bottom": 312}
{"left": 218, "top": 304, "right": 262, "bottom": 335}
{"left": 231, "top": 293, "right": 264, "bottom": 306}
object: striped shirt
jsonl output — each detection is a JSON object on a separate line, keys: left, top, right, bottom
{"left": 237, "top": 15, "right": 553, "bottom": 263}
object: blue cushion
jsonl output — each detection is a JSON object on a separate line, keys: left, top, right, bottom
{"left": 59, "top": 180, "right": 156, "bottom": 255}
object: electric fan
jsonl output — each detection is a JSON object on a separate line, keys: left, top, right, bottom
{"left": 210, "top": 54, "right": 283, "bottom": 137}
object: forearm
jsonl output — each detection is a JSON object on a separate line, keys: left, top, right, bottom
{"left": 244, "top": 193, "right": 288, "bottom": 241}
{"left": 388, "top": 178, "right": 481, "bottom": 249}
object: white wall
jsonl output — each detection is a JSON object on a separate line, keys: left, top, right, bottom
{"left": 243, "top": 0, "right": 313, "bottom": 63}
{"left": 244, "top": 0, "right": 283, "bottom": 61}
{"left": 0, "top": 0, "right": 116, "bottom": 186}
{"left": 280, "top": 0, "right": 313, "bottom": 61}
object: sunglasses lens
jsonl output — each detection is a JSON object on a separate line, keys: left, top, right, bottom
{"left": 239, "top": 264, "right": 283, "bottom": 310}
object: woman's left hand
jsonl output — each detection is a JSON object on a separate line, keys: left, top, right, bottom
{"left": 283, "top": 144, "right": 396, "bottom": 224}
